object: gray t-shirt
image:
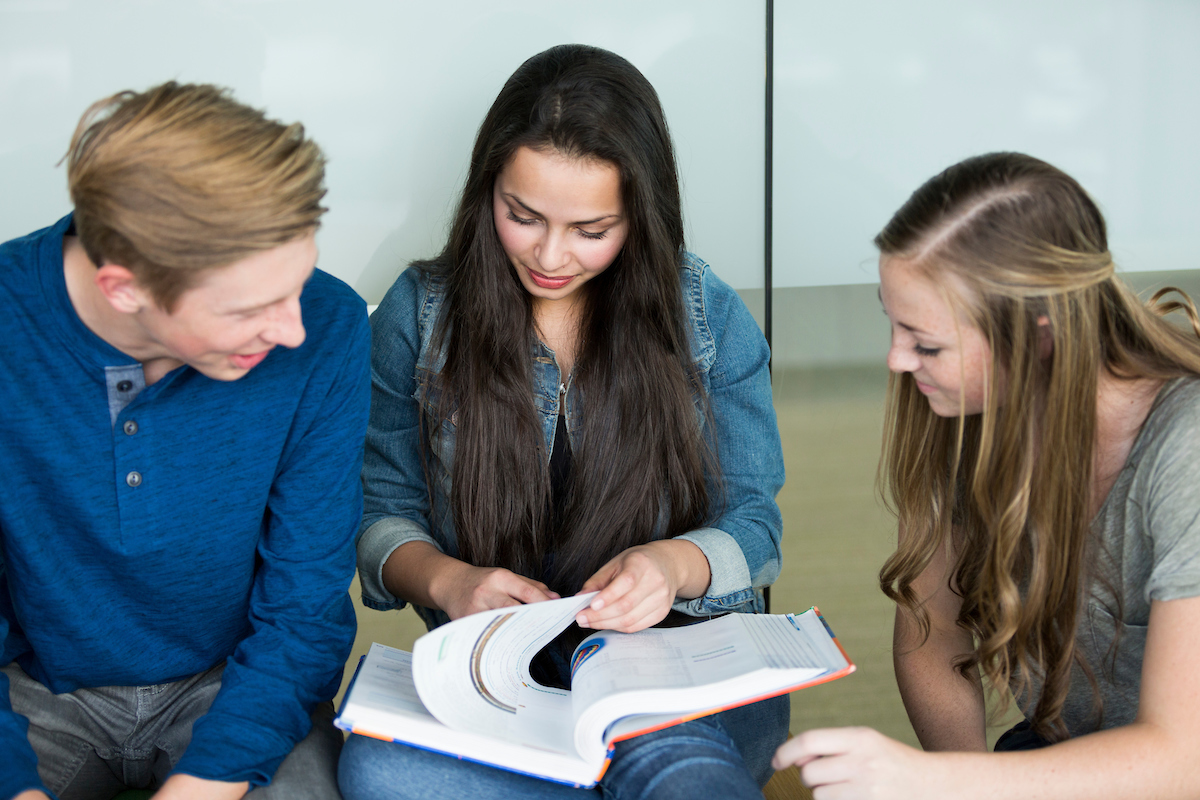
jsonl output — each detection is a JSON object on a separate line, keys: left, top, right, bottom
{"left": 1056, "top": 377, "right": 1200, "bottom": 735}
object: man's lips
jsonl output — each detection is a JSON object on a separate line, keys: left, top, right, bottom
{"left": 231, "top": 350, "right": 270, "bottom": 370}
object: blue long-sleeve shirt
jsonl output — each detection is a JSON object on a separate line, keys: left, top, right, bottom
{"left": 0, "top": 215, "right": 371, "bottom": 797}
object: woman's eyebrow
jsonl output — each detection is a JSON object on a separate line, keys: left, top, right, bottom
{"left": 503, "top": 193, "right": 620, "bottom": 226}
{"left": 877, "top": 287, "right": 932, "bottom": 335}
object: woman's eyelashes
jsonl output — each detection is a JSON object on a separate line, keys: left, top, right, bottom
{"left": 914, "top": 343, "right": 941, "bottom": 357}
{"left": 505, "top": 210, "right": 608, "bottom": 240}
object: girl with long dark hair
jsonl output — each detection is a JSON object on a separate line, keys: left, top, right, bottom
{"left": 339, "top": 44, "right": 789, "bottom": 799}
{"left": 775, "top": 152, "right": 1200, "bottom": 798}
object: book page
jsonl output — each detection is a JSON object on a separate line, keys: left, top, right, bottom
{"left": 569, "top": 614, "right": 764, "bottom": 715}
{"left": 741, "top": 612, "right": 847, "bottom": 668}
{"left": 337, "top": 644, "right": 603, "bottom": 786}
{"left": 411, "top": 593, "right": 595, "bottom": 740}
{"left": 342, "top": 644, "right": 433, "bottom": 719}
{"left": 569, "top": 610, "right": 852, "bottom": 746}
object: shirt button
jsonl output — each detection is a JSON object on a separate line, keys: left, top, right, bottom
{"left": 123, "top": 420, "right": 139, "bottom": 436}
{"left": 117, "top": 380, "right": 133, "bottom": 392}
{"left": 126, "top": 471, "right": 142, "bottom": 487}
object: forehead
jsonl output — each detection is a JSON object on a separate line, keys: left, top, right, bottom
{"left": 173, "top": 233, "right": 317, "bottom": 312}
{"left": 879, "top": 254, "right": 978, "bottom": 332}
{"left": 496, "top": 146, "right": 622, "bottom": 215}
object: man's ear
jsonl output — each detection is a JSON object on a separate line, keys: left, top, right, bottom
{"left": 94, "top": 264, "right": 150, "bottom": 314}
{"left": 1037, "top": 314, "right": 1053, "bottom": 360}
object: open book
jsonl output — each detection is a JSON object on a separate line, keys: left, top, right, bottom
{"left": 335, "top": 593, "right": 854, "bottom": 788}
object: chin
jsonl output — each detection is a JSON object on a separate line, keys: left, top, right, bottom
{"left": 194, "top": 363, "right": 251, "bottom": 382}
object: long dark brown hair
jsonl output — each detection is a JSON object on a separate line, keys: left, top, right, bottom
{"left": 876, "top": 152, "right": 1200, "bottom": 741}
{"left": 416, "top": 44, "right": 715, "bottom": 595}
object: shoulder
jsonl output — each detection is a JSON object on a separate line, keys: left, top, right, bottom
{"left": 1134, "top": 378, "right": 1200, "bottom": 476}
{"left": 299, "top": 268, "right": 369, "bottom": 345}
{"left": 677, "top": 251, "right": 766, "bottom": 370}
{"left": 0, "top": 216, "right": 67, "bottom": 293}
{"left": 368, "top": 265, "right": 450, "bottom": 375}
{"left": 373, "top": 265, "right": 446, "bottom": 334}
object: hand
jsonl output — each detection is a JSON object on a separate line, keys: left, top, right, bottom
{"left": 153, "top": 773, "right": 250, "bottom": 800}
{"left": 575, "top": 540, "right": 709, "bottom": 633}
{"left": 430, "top": 561, "right": 560, "bottom": 620}
{"left": 14, "top": 791, "right": 53, "bottom": 800}
{"left": 773, "top": 727, "right": 939, "bottom": 800}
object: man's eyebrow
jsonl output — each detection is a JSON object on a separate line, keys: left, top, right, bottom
{"left": 225, "top": 297, "right": 284, "bottom": 314}
{"left": 503, "top": 193, "right": 620, "bottom": 226}
{"left": 225, "top": 266, "right": 315, "bottom": 314}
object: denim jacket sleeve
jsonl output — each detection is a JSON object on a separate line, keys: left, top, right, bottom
{"left": 357, "top": 268, "right": 442, "bottom": 611}
{"left": 672, "top": 257, "right": 784, "bottom": 616}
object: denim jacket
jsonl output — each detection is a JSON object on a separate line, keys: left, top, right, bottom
{"left": 358, "top": 252, "right": 784, "bottom": 629}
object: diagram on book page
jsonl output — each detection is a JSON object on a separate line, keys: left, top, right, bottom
{"left": 413, "top": 593, "right": 595, "bottom": 737}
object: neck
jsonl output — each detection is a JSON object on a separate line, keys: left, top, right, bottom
{"left": 62, "top": 236, "right": 182, "bottom": 384}
{"left": 1090, "top": 368, "right": 1164, "bottom": 515}
{"left": 533, "top": 294, "right": 584, "bottom": 377}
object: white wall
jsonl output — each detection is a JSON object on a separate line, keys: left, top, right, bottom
{"left": 774, "top": 0, "right": 1200, "bottom": 287}
{"left": 0, "top": 0, "right": 765, "bottom": 300}
{"left": 6, "top": 3, "right": 1196, "bottom": 299}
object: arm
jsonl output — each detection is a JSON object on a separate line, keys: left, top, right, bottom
{"left": 777, "top": 386, "right": 1200, "bottom": 798}
{"left": 383, "top": 540, "right": 558, "bottom": 620}
{"left": 892, "top": 531, "right": 987, "bottom": 752}
{"left": 0, "top": 550, "right": 49, "bottom": 800}
{"left": 359, "top": 270, "right": 555, "bottom": 621}
{"left": 774, "top": 595, "right": 1200, "bottom": 800}
{"left": 578, "top": 259, "right": 783, "bottom": 631}
{"left": 170, "top": 294, "right": 371, "bottom": 788}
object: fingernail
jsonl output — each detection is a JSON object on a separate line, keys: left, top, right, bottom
{"left": 591, "top": 598, "right": 605, "bottom": 611}
{"left": 550, "top": 592, "right": 561, "bottom": 599}
{"left": 576, "top": 614, "right": 588, "bottom": 626}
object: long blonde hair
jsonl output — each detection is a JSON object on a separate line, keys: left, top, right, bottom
{"left": 877, "top": 152, "right": 1200, "bottom": 741}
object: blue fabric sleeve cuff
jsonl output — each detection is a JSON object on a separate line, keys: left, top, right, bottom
{"left": 672, "top": 527, "right": 757, "bottom": 616}
{"left": 357, "top": 517, "right": 441, "bottom": 611}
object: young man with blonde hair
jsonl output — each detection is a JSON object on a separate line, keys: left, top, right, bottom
{"left": 0, "top": 83, "right": 370, "bottom": 800}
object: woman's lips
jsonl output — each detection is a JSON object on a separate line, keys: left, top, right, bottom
{"left": 915, "top": 379, "right": 936, "bottom": 394}
{"left": 527, "top": 267, "right": 574, "bottom": 290}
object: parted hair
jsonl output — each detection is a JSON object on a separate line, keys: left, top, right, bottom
{"left": 876, "top": 152, "right": 1200, "bottom": 741}
{"left": 416, "top": 44, "right": 715, "bottom": 596}
{"left": 66, "top": 81, "right": 327, "bottom": 310}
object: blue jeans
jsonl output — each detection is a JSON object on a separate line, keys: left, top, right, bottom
{"left": 338, "top": 694, "right": 789, "bottom": 800}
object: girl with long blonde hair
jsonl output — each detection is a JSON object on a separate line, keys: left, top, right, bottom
{"left": 775, "top": 152, "right": 1200, "bottom": 798}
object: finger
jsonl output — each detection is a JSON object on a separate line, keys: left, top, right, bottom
{"left": 579, "top": 559, "right": 621, "bottom": 595}
{"left": 580, "top": 586, "right": 672, "bottom": 632}
{"left": 785, "top": 727, "right": 869, "bottom": 761}
{"left": 501, "top": 574, "right": 559, "bottom": 605}
{"left": 590, "top": 563, "right": 647, "bottom": 611}
{"left": 585, "top": 605, "right": 665, "bottom": 633}
{"left": 577, "top": 574, "right": 641, "bottom": 627}
{"left": 773, "top": 737, "right": 809, "bottom": 770}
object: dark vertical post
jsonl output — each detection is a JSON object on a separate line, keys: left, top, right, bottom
{"left": 763, "top": 0, "right": 774, "bottom": 614}
{"left": 764, "top": 0, "right": 774, "bottom": 370}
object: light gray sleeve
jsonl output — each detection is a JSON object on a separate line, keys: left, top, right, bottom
{"left": 1140, "top": 383, "right": 1200, "bottom": 604}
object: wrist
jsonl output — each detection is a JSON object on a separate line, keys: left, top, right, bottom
{"left": 157, "top": 773, "right": 250, "bottom": 800}
{"left": 424, "top": 552, "right": 470, "bottom": 613}
{"left": 652, "top": 539, "right": 710, "bottom": 600}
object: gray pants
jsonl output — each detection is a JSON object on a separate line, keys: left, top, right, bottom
{"left": 4, "top": 661, "right": 344, "bottom": 800}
